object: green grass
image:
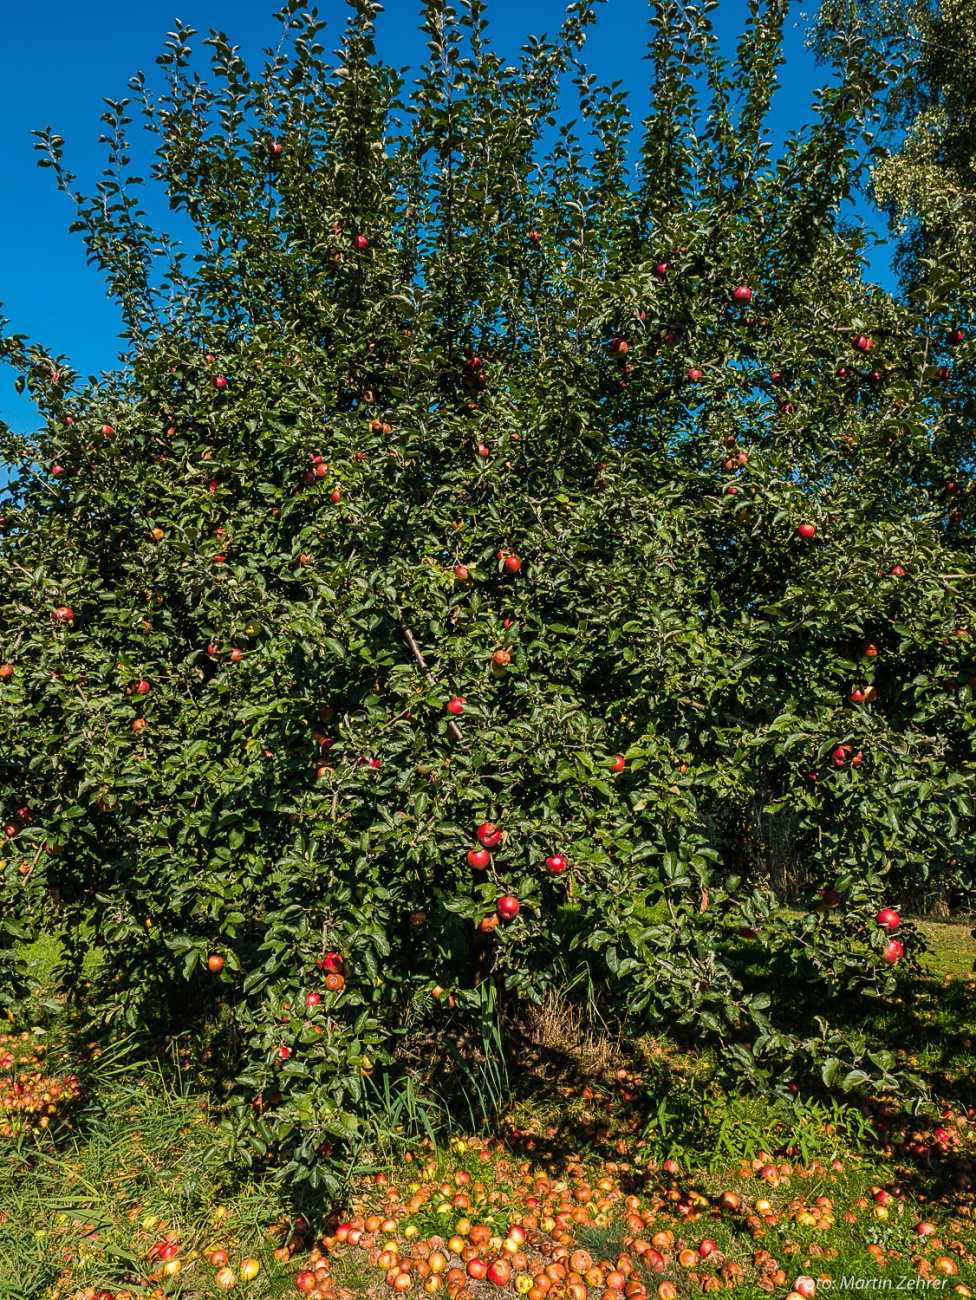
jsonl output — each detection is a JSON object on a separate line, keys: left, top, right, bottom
{"left": 0, "top": 1065, "right": 295, "bottom": 1300}
{"left": 916, "top": 919, "right": 975, "bottom": 980}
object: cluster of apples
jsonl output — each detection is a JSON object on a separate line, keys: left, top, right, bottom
{"left": 273, "top": 1138, "right": 975, "bottom": 1300}
{"left": 816, "top": 894, "right": 904, "bottom": 965}
{"left": 464, "top": 821, "right": 581, "bottom": 935}
{"left": 144, "top": 1226, "right": 261, "bottom": 1286}
{"left": 876, "top": 907, "right": 903, "bottom": 965}
{"left": 312, "top": 1151, "right": 765, "bottom": 1300}
{"left": 67, "top": 1292, "right": 135, "bottom": 1300}
{"left": 610, "top": 284, "right": 755, "bottom": 388}
{"left": 0, "top": 1029, "right": 82, "bottom": 1139}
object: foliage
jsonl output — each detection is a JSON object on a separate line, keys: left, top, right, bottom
{"left": 0, "top": 0, "right": 974, "bottom": 1192}
{"left": 813, "top": 0, "right": 976, "bottom": 291}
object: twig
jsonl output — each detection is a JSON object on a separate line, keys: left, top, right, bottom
{"left": 395, "top": 605, "right": 463, "bottom": 743}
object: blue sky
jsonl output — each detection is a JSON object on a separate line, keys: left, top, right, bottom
{"left": 0, "top": 0, "right": 893, "bottom": 438}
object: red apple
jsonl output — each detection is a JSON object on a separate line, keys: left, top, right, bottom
{"left": 468, "top": 848, "right": 491, "bottom": 869}
{"left": 881, "top": 939, "right": 903, "bottom": 965}
{"left": 609, "top": 338, "right": 629, "bottom": 355}
{"left": 354, "top": 235, "right": 368, "bottom": 250}
{"left": 467, "top": 1258, "right": 489, "bottom": 1280}
{"left": 528, "top": 229, "right": 542, "bottom": 242}
{"left": 278, "top": 1046, "right": 291, "bottom": 1060}
{"left": 890, "top": 565, "right": 905, "bottom": 577}
{"left": 726, "top": 486, "right": 738, "bottom": 495}
{"left": 476, "top": 444, "right": 490, "bottom": 456}
{"left": 52, "top": 606, "right": 74, "bottom": 623}
{"left": 863, "top": 641, "right": 878, "bottom": 657}
{"left": 832, "top": 745, "right": 851, "bottom": 768}
{"left": 797, "top": 523, "right": 816, "bottom": 538}
{"left": 296, "top": 1272, "right": 316, "bottom": 1293}
{"left": 487, "top": 1258, "right": 512, "bottom": 1285}
{"left": 331, "top": 488, "right": 341, "bottom": 502}
{"left": 877, "top": 908, "right": 900, "bottom": 930}
{"left": 3, "top": 821, "right": 21, "bottom": 839}
{"left": 849, "top": 689, "right": 865, "bottom": 703}
{"left": 214, "top": 375, "right": 228, "bottom": 389}
{"left": 654, "top": 262, "right": 670, "bottom": 280}
{"left": 454, "top": 565, "right": 470, "bottom": 580}
{"left": 317, "top": 952, "right": 343, "bottom": 972}
{"left": 269, "top": 140, "right": 283, "bottom": 156}
{"left": 611, "top": 755, "right": 626, "bottom": 772}
{"left": 306, "top": 992, "right": 322, "bottom": 1008}
{"left": 732, "top": 285, "right": 753, "bottom": 302}
{"left": 504, "top": 554, "right": 521, "bottom": 572}
{"left": 497, "top": 895, "right": 520, "bottom": 920}
{"left": 447, "top": 697, "right": 465, "bottom": 715}
{"left": 207, "top": 954, "right": 224, "bottom": 972}
{"left": 687, "top": 367, "right": 703, "bottom": 381}
{"left": 937, "top": 366, "right": 951, "bottom": 381}
{"left": 466, "top": 355, "right": 483, "bottom": 369}
{"left": 477, "top": 822, "right": 502, "bottom": 847}
{"left": 230, "top": 648, "right": 244, "bottom": 662}
{"left": 546, "top": 855, "right": 567, "bottom": 874}
{"left": 136, "top": 679, "right": 150, "bottom": 693}
{"left": 794, "top": 1277, "right": 817, "bottom": 1299}
{"left": 662, "top": 329, "right": 678, "bottom": 345}
{"left": 213, "top": 554, "right": 226, "bottom": 564}
{"left": 492, "top": 650, "right": 511, "bottom": 667}
{"left": 835, "top": 366, "right": 850, "bottom": 378}
{"left": 852, "top": 335, "right": 873, "bottom": 352}
{"left": 947, "top": 328, "right": 964, "bottom": 345}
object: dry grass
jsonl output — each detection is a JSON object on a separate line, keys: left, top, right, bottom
{"left": 515, "top": 993, "right": 624, "bottom": 1081}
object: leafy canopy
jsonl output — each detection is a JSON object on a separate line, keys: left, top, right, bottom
{"left": 0, "top": 0, "right": 973, "bottom": 1189}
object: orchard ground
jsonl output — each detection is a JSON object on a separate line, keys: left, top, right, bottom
{"left": 2, "top": 918, "right": 974, "bottom": 1300}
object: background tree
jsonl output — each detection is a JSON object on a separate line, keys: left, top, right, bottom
{"left": 814, "top": 0, "right": 976, "bottom": 291}
{"left": 0, "top": 0, "right": 972, "bottom": 1191}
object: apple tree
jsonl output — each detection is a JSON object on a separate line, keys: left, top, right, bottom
{"left": 0, "top": 0, "right": 973, "bottom": 1187}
